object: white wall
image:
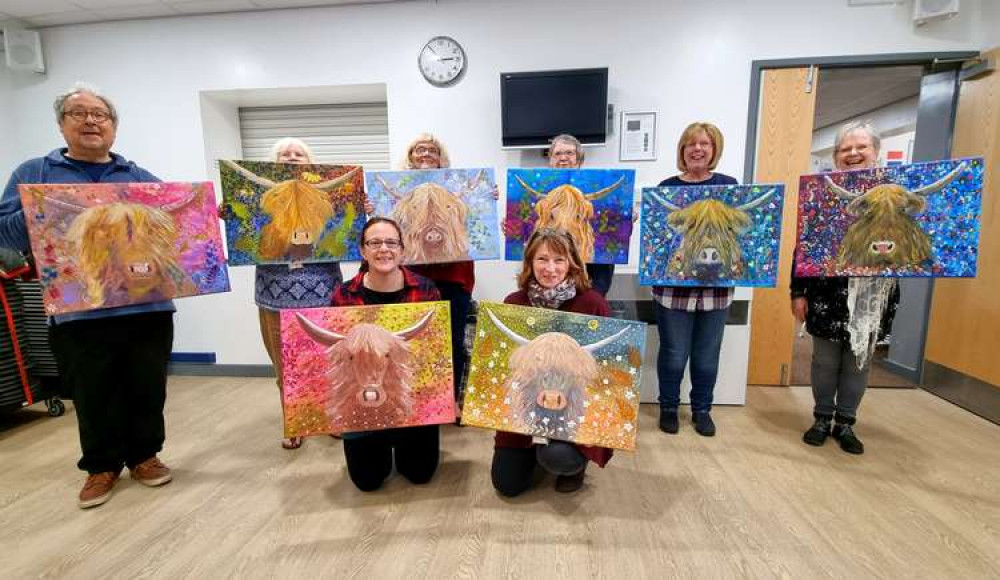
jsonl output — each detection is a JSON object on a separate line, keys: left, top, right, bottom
{"left": 0, "top": 0, "right": 995, "bottom": 364}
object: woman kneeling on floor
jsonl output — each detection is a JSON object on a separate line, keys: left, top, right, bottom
{"left": 330, "top": 217, "right": 443, "bottom": 491}
{"left": 491, "top": 228, "right": 614, "bottom": 496}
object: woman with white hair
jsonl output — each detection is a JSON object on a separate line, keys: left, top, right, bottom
{"left": 256, "top": 137, "right": 344, "bottom": 450}
{"left": 790, "top": 120, "right": 899, "bottom": 455}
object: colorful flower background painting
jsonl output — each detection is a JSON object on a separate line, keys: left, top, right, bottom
{"left": 505, "top": 168, "right": 635, "bottom": 264}
{"left": 281, "top": 301, "right": 454, "bottom": 436}
{"left": 19, "top": 181, "right": 229, "bottom": 315}
{"left": 219, "top": 160, "right": 366, "bottom": 265}
{"left": 365, "top": 168, "right": 500, "bottom": 265}
{"left": 795, "top": 158, "right": 983, "bottom": 277}
{"left": 462, "top": 302, "right": 645, "bottom": 451}
{"left": 639, "top": 184, "right": 784, "bottom": 287}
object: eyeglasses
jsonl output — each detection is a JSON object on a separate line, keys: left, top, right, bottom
{"left": 551, "top": 150, "right": 578, "bottom": 158}
{"left": 413, "top": 146, "right": 440, "bottom": 156}
{"left": 364, "top": 238, "right": 402, "bottom": 250}
{"left": 63, "top": 109, "right": 112, "bottom": 124}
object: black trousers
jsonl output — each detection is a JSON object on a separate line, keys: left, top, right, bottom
{"left": 49, "top": 311, "right": 174, "bottom": 474}
{"left": 585, "top": 263, "right": 615, "bottom": 296}
{"left": 491, "top": 442, "right": 586, "bottom": 497}
{"left": 342, "top": 425, "right": 440, "bottom": 492}
{"left": 433, "top": 281, "right": 471, "bottom": 400}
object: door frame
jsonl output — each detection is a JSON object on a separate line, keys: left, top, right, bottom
{"left": 743, "top": 51, "right": 979, "bottom": 183}
{"left": 742, "top": 51, "right": 980, "bottom": 386}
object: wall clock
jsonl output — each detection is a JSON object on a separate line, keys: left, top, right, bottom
{"left": 418, "top": 36, "right": 466, "bottom": 87}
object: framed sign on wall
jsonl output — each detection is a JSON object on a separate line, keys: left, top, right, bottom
{"left": 619, "top": 110, "right": 657, "bottom": 162}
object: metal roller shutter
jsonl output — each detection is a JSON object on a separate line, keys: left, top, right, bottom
{"left": 238, "top": 103, "right": 390, "bottom": 169}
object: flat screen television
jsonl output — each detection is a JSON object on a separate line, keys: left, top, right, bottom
{"left": 500, "top": 67, "right": 608, "bottom": 148}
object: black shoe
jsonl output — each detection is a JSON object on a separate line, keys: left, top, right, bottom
{"left": 802, "top": 417, "right": 832, "bottom": 446}
{"left": 832, "top": 424, "right": 865, "bottom": 455}
{"left": 659, "top": 410, "right": 679, "bottom": 434}
{"left": 692, "top": 412, "right": 716, "bottom": 437}
{"left": 554, "top": 469, "right": 585, "bottom": 493}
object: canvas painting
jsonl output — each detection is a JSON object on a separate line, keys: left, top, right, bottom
{"left": 795, "top": 157, "right": 983, "bottom": 277}
{"left": 461, "top": 302, "right": 646, "bottom": 451}
{"left": 280, "top": 301, "right": 454, "bottom": 436}
{"left": 505, "top": 168, "right": 636, "bottom": 265}
{"left": 365, "top": 168, "right": 500, "bottom": 264}
{"left": 219, "top": 160, "right": 366, "bottom": 265}
{"left": 639, "top": 184, "right": 785, "bottom": 287}
{"left": 18, "top": 181, "right": 230, "bottom": 315}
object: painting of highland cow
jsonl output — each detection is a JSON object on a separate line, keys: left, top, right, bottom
{"left": 365, "top": 168, "right": 500, "bottom": 265}
{"left": 219, "top": 160, "right": 366, "bottom": 265}
{"left": 639, "top": 184, "right": 785, "bottom": 287}
{"left": 280, "top": 301, "right": 454, "bottom": 436}
{"left": 795, "top": 158, "right": 983, "bottom": 277}
{"left": 505, "top": 168, "right": 636, "bottom": 264}
{"left": 461, "top": 302, "right": 645, "bottom": 451}
{"left": 18, "top": 182, "right": 230, "bottom": 315}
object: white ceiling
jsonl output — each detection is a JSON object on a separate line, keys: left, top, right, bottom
{"left": 0, "top": 0, "right": 405, "bottom": 28}
{"left": 813, "top": 65, "right": 925, "bottom": 130}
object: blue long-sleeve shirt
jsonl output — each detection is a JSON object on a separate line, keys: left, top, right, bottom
{"left": 0, "top": 148, "right": 175, "bottom": 324}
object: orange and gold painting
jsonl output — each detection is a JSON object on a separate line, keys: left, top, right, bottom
{"left": 462, "top": 302, "right": 645, "bottom": 451}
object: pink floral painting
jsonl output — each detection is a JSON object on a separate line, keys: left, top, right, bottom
{"left": 18, "top": 181, "right": 229, "bottom": 315}
{"left": 280, "top": 301, "right": 454, "bottom": 436}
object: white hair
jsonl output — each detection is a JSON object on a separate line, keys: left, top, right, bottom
{"left": 834, "top": 121, "right": 881, "bottom": 157}
{"left": 53, "top": 82, "right": 118, "bottom": 126}
{"left": 270, "top": 137, "right": 316, "bottom": 163}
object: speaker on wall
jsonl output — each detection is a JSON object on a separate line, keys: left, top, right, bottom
{"left": 3, "top": 28, "right": 45, "bottom": 74}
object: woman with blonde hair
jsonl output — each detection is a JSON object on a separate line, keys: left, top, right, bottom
{"left": 394, "top": 133, "right": 473, "bottom": 409}
{"left": 256, "top": 137, "right": 344, "bottom": 449}
{"left": 654, "top": 122, "right": 738, "bottom": 438}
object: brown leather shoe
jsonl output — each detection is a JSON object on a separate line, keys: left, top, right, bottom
{"left": 78, "top": 471, "right": 120, "bottom": 509}
{"left": 130, "top": 456, "right": 172, "bottom": 487}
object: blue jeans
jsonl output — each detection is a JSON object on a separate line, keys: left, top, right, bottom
{"left": 654, "top": 303, "right": 728, "bottom": 414}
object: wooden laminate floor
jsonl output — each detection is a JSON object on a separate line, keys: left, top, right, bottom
{"left": 1, "top": 377, "right": 997, "bottom": 578}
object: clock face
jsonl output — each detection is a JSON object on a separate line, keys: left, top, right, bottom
{"left": 418, "top": 36, "right": 466, "bottom": 86}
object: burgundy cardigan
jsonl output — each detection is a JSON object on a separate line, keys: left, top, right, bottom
{"left": 493, "top": 287, "right": 615, "bottom": 468}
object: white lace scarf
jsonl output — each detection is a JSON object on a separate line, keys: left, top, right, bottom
{"left": 845, "top": 278, "right": 897, "bottom": 369}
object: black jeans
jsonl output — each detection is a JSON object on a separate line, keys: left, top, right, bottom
{"left": 433, "top": 281, "right": 471, "bottom": 400}
{"left": 342, "top": 425, "right": 440, "bottom": 491}
{"left": 491, "top": 441, "right": 586, "bottom": 497}
{"left": 49, "top": 311, "right": 174, "bottom": 474}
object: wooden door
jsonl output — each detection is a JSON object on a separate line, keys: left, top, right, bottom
{"left": 747, "top": 68, "right": 819, "bottom": 385}
{"left": 924, "top": 48, "right": 1000, "bottom": 386}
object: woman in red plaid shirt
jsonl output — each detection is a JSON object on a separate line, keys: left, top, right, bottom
{"left": 330, "top": 217, "right": 442, "bottom": 491}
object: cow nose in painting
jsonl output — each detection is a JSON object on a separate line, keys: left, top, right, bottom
{"left": 536, "top": 389, "right": 568, "bottom": 411}
{"left": 290, "top": 230, "right": 314, "bottom": 245}
{"left": 127, "top": 262, "right": 154, "bottom": 278}
{"left": 696, "top": 247, "right": 722, "bottom": 265}
{"left": 870, "top": 240, "right": 896, "bottom": 255}
{"left": 424, "top": 229, "right": 443, "bottom": 244}
{"left": 356, "top": 385, "right": 386, "bottom": 408}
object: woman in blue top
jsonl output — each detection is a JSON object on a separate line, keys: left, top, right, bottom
{"left": 255, "top": 138, "right": 344, "bottom": 450}
{"left": 654, "top": 122, "right": 738, "bottom": 437}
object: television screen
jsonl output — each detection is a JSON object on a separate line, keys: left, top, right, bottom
{"left": 501, "top": 67, "right": 608, "bottom": 148}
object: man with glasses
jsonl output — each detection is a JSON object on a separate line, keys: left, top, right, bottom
{"left": 0, "top": 83, "right": 175, "bottom": 509}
